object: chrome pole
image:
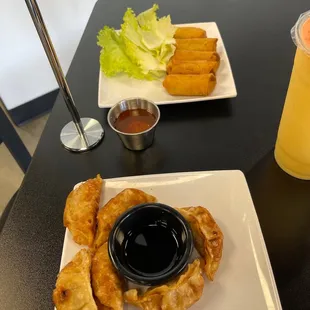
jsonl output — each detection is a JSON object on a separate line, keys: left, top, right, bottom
{"left": 25, "top": 0, "right": 104, "bottom": 152}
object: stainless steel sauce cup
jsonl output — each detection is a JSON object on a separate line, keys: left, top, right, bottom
{"left": 107, "top": 98, "right": 160, "bottom": 151}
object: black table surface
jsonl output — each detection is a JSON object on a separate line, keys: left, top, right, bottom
{"left": 1, "top": 0, "right": 310, "bottom": 309}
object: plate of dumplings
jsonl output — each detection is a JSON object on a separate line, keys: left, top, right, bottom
{"left": 53, "top": 171, "right": 282, "bottom": 310}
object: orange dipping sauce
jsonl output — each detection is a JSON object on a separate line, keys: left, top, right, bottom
{"left": 114, "top": 109, "right": 156, "bottom": 134}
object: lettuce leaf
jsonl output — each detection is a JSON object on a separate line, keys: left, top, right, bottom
{"left": 136, "top": 4, "right": 159, "bottom": 30}
{"left": 97, "top": 4, "right": 176, "bottom": 80}
{"left": 137, "top": 5, "right": 176, "bottom": 50}
{"left": 122, "top": 36, "right": 166, "bottom": 74}
{"left": 97, "top": 26, "right": 147, "bottom": 79}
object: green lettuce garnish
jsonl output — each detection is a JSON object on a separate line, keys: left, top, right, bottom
{"left": 97, "top": 4, "right": 176, "bottom": 80}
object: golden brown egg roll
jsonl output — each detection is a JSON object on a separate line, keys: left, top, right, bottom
{"left": 163, "top": 74, "right": 217, "bottom": 96}
{"left": 167, "top": 60, "right": 219, "bottom": 75}
{"left": 175, "top": 38, "right": 218, "bottom": 52}
{"left": 172, "top": 50, "right": 220, "bottom": 62}
{"left": 174, "top": 27, "right": 207, "bottom": 39}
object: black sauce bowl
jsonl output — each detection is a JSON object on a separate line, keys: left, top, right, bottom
{"left": 108, "top": 203, "right": 193, "bottom": 286}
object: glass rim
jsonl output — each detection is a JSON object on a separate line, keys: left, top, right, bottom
{"left": 292, "top": 11, "right": 310, "bottom": 55}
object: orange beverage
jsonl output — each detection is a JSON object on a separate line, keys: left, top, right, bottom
{"left": 275, "top": 11, "right": 310, "bottom": 179}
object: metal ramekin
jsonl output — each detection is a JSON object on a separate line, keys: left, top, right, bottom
{"left": 107, "top": 98, "right": 160, "bottom": 151}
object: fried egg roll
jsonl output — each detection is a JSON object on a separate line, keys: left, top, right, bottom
{"left": 163, "top": 74, "right": 216, "bottom": 96}
{"left": 175, "top": 38, "right": 218, "bottom": 51}
{"left": 172, "top": 50, "right": 220, "bottom": 62}
{"left": 174, "top": 27, "right": 207, "bottom": 39}
{"left": 167, "top": 60, "right": 219, "bottom": 74}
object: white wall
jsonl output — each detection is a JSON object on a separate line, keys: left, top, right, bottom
{"left": 0, "top": 0, "right": 97, "bottom": 110}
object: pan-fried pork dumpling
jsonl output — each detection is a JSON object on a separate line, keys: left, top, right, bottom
{"left": 53, "top": 249, "right": 97, "bottom": 310}
{"left": 64, "top": 175, "right": 103, "bottom": 247}
{"left": 94, "top": 188, "right": 156, "bottom": 249}
{"left": 124, "top": 259, "right": 204, "bottom": 310}
{"left": 91, "top": 243, "right": 124, "bottom": 310}
{"left": 177, "top": 206, "right": 223, "bottom": 280}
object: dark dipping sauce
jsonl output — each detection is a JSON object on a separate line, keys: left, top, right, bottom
{"left": 125, "top": 223, "right": 179, "bottom": 274}
{"left": 114, "top": 109, "right": 156, "bottom": 134}
{"left": 109, "top": 204, "right": 193, "bottom": 285}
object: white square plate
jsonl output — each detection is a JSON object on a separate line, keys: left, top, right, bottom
{"left": 59, "top": 170, "right": 282, "bottom": 310}
{"left": 98, "top": 22, "right": 237, "bottom": 108}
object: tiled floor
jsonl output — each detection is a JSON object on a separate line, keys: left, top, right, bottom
{"left": 0, "top": 111, "right": 49, "bottom": 213}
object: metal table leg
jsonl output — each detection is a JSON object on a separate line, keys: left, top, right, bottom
{"left": 25, "top": 0, "right": 104, "bottom": 152}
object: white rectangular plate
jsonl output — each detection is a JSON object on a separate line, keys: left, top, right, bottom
{"left": 59, "top": 170, "right": 281, "bottom": 310}
{"left": 98, "top": 22, "right": 237, "bottom": 108}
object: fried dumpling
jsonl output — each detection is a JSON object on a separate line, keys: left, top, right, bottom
{"left": 64, "top": 175, "right": 103, "bottom": 247}
{"left": 124, "top": 259, "right": 204, "bottom": 310}
{"left": 53, "top": 249, "right": 97, "bottom": 310}
{"left": 94, "top": 188, "right": 156, "bottom": 248}
{"left": 95, "top": 297, "right": 112, "bottom": 310}
{"left": 177, "top": 206, "right": 223, "bottom": 280}
{"left": 125, "top": 288, "right": 163, "bottom": 310}
{"left": 91, "top": 243, "right": 124, "bottom": 310}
